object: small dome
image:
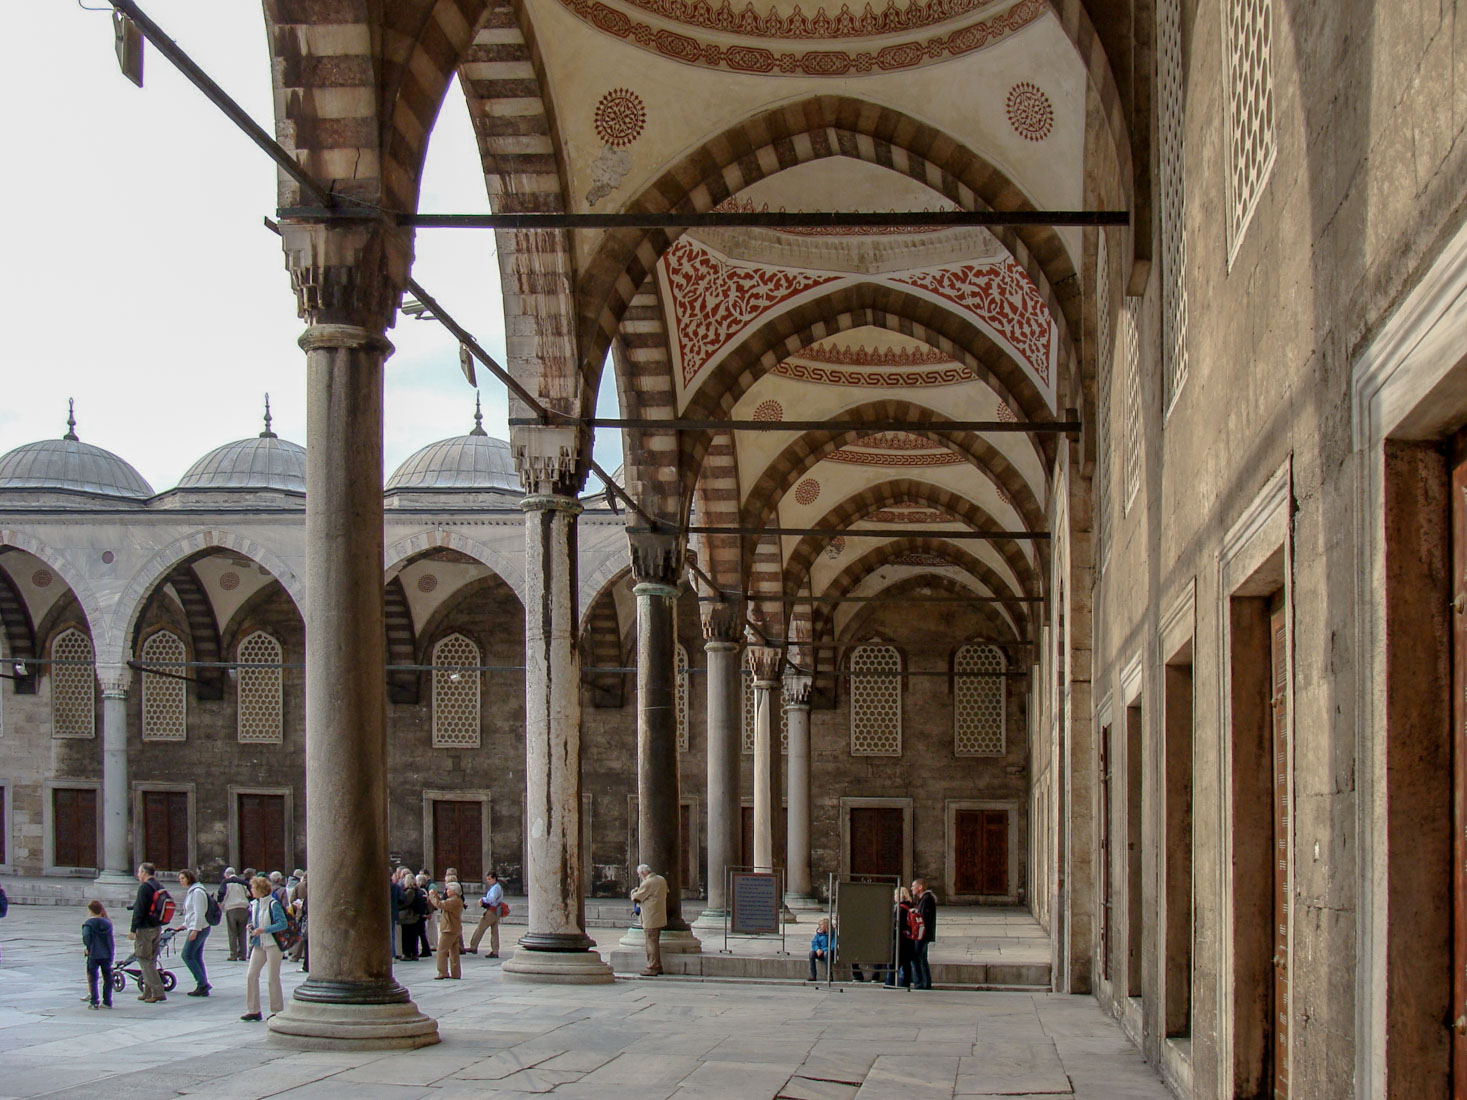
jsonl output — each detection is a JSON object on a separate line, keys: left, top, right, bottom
{"left": 0, "top": 406, "right": 153, "bottom": 500}
{"left": 387, "top": 433, "right": 518, "bottom": 492}
{"left": 177, "top": 436, "right": 306, "bottom": 492}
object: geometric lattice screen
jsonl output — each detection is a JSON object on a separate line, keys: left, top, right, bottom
{"left": 1095, "top": 228, "right": 1113, "bottom": 570}
{"left": 432, "top": 633, "right": 481, "bottom": 749}
{"left": 1222, "top": 0, "right": 1275, "bottom": 261}
{"left": 1120, "top": 301, "right": 1142, "bottom": 515}
{"left": 741, "top": 666, "right": 787, "bottom": 754}
{"left": 676, "top": 643, "right": 690, "bottom": 752}
{"left": 236, "top": 631, "right": 283, "bottom": 744}
{"left": 51, "top": 628, "right": 95, "bottom": 739}
{"left": 849, "top": 643, "right": 902, "bottom": 756}
{"left": 1158, "top": 0, "right": 1190, "bottom": 410}
{"left": 954, "top": 643, "right": 1005, "bottom": 756}
{"left": 141, "top": 630, "right": 187, "bottom": 741}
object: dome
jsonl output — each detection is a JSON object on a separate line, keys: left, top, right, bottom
{"left": 0, "top": 407, "right": 152, "bottom": 500}
{"left": 177, "top": 436, "right": 306, "bottom": 492}
{"left": 386, "top": 399, "right": 519, "bottom": 492}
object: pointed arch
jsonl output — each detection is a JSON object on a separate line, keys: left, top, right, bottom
{"left": 0, "top": 530, "right": 109, "bottom": 667}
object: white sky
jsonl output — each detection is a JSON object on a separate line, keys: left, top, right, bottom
{"left": 4, "top": 2, "right": 620, "bottom": 493}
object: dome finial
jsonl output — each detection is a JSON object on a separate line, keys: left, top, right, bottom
{"left": 260, "top": 394, "right": 277, "bottom": 439}
{"left": 469, "top": 391, "right": 487, "bottom": 436}
{"left": 63, "top": 398, "right": 78, "bottom": 442}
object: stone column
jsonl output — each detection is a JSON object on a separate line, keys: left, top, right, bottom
{"left": 783, "top": 672, "right": 819, "bottom": 909}
{"left": 621, "top": 532, "right": 700, "bottom": 955}
{"left": 748, "top": 646, "right": 783, "bottom": 873}
{"left": 95, "top": 668, "right": 132, "bottom": 884}
{"left": 268, "top": 222, "right": 438, "bottom": 1049}
{"left": 503, "top": 427, "right": 613, "bottom": 984}
{"left": 693, "top": 601, "right": 743, "bottom": 930}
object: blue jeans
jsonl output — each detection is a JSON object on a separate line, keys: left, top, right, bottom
{"left": 179, "top": 927, "right": 210, "bottom": 990}
{"left": 86, "top": 958, "right": 113, "bottom": 1005}
{"left": 913, "top": 940, "right": 932, "bottom": 989}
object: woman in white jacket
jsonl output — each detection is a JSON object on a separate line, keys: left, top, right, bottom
{"left": 174, "top": 869, "right": 212, "bottom": 997}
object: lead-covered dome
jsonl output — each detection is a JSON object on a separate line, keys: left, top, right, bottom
{"left": 387, "top": 399, "right": 519, "bottom": 492}
{"left": 0, "top": 406, "right": 153, "bottom": 500}
{"left": 178, "top": 436, "right": 305, "bottom": 492}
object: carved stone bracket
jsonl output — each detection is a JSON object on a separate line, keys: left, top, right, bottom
{"left": 700, "top": 598, "right": 746, "bottom": 646}
{"left": 747, "top": 645, "right": 783, "bottom": 685}
{"left": 628, "top": 530, "right": 686, "bottom": 587}
{"left": 782, "top": 672, "right": 813, "bottom": 709}
{"left": 96, "top": 664, "right": 129, "bottom": 697}
{"left": 280, "top": 221, "right": 413, "bottom": 333}
{"left": 512, "top": 426, "right": 586, "bottom": 496}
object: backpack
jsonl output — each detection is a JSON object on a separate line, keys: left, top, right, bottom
{"left": 905, "top": 906, "right": 924, "bottom": 943}
{"left": 0, "top": 885, "right": 8, "bottom": 918}
{"left": 269, "top": 899, "right": 302, "bottom": 952}
{"left": 149, "top": 885, "right": 175, "bottom": 925}
{"left": 202, "top": 885, "right": 222, "bottom": 926}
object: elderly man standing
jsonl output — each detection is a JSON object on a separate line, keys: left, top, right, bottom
{"left": 429, "top": 882, "right": 465, "bottom": 980}
{"left": 630, "top": 863, "right": 668, "bottom": 977}
{"left": 217, "top": 867, "right": 251, "bottom": 961}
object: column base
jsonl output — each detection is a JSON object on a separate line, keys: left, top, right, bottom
{"left": 691, "top": 908, "right": 728, "bottom": 931}
{"left": 501, "top": 949, "right": 615, "bottom": 985}
{"left": 92, "top": 870, "right": 136, "bottom": 887}
{"left": 267, "top": 998, "right": 439, "bottom": 1050}
{"left": 618, "top": 926, "right": 703, "bottom": 954}
{"left": 785, "top": 892, "right": 824, "bottom": 912}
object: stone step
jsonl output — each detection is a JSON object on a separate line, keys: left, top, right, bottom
{"left": 605, "top": 947, "right": 1050, "bottom": 990}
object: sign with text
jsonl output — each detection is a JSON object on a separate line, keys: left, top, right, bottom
{"left": 730, "top": 872, "right": 781, "bottom": 934}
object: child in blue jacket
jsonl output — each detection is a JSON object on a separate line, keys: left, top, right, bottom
{"left": 82, "top": 900, "right": 115, "bottom": 1008}
{"left": 808, "top": 916, "right": 834, "bottom": 981}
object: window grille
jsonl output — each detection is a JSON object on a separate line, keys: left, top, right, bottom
{"left": 955, "top": 644, "right": 1005, "bottom": 756}
{"left": 51, "top": 628, "right": 94, "bottom": 739}
{"left": 850, "top": 643, "right": 902, "bottom": 756}
{"left": 236, "top": 631, "right": 283, "bottom": 744}
{"left": 1222, "top": 0, "right": 1275, "bottom": 261}
{"left": 1159, "top": 0, "right": 1190, "bottom": 410}
{"left": 1096, "top": 229, "right": 1113, "bottom": 569}
{"left": 741, "top": 666, "right": 787, "bottom": 754}
{"left": 432, "top": 633, "right": 481, "bottom": 748}
{"left": 676, "top": 643, "right": 690, "bottom": 752}
{"left": 1121, "top": 301, "right": 1142, "bottom": 514}
{"left": 141, "top": 630, "right": 187, "bottom": 741}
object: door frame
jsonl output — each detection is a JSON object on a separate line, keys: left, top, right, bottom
{"left": 944, "top": 799, "right": 1019, "bottom": 903}
{"left": 0, "top": 779, "right": 13, "bottom": 873}
{"left": 43, "top": 778, "right": 101, "bottom": 876}
{"left": 423, "top": 789, "right": 492, "bottom": 889}
{"left": 227, "top": 785, "right": 294, "bottom": 873}
{"left": 131, "top": 782, "right": 196, "bottom": 874}
{"left": 839, "top": 796, "right": 913, "bottom": 885}
{"left": 625, "top": 794, "right": 701, "bottom": 896}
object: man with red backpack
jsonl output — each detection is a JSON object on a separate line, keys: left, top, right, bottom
{"left": 129, "top": 862, "right": 172, "bottom": 1003}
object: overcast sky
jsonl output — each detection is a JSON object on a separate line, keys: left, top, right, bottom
{"left": 5, "top": 3, "right": 619, "bottom": 493}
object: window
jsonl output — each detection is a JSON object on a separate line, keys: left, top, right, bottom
{"left": 141, "top": 630, "right": 187, "bottom": 741}
{"left": 955, "top": 644, "right": 1006, "bottom": 756}
{"left": 236, "top": 631, "right": 283, "bottom": 744}
{"left": 432, "top": 633, "right": 481, "bottom": 748}
{"left": 1159, "top": 0, "right": 1190, "bottom": 410}
{"left": 741, "top": 666, "right": 787, "bottom": 754}
{"left": 51, "top": 628, "right": 94, "bottom": 739}
{"left": 676, "top": 642, "right": 690, "bottom": 752}
{"left": 1222, "top": 0, "right": 1276, "bottom": 261}
{"left": 850, "top": 643, "right": 902, "bottom": 756}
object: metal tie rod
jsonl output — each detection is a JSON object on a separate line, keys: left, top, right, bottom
{"left": 641, "top": 525, "right": 1049, "bottom": 541}
{"left": 510, "top": 416, "right": 1080, "bottom": 434}
{"left": 278, "top": 208, "right": 1131, "bottom": 231}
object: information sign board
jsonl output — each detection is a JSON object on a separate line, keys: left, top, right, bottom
{"left": 730, "top": 871, "right": 781, "bottom": 934}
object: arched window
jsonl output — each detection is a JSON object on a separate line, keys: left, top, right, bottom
{"left": 51, "top": 628, "right": 94, "bottom": 739}
{"left": 141, "top": 630, "right": 187, "bottom": 741}
{"left": 676, "top": 642, "right": 690, "bottom": 752}
{"left": 236, "top": 631, "right": 283, "bottom": 744}
{"left": 850, "top": 643, "right": 901, "bottom": 756}
{"left": 955, "top": 643, "right": 1006, "bottom": 756}
{"left": 741, "top": 666, "right": 787, "bottom": 754}
{"left": 432, "top": 633, "right": 481, "bottom": 748}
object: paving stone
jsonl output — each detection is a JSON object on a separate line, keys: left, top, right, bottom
{"left": 777, "top": 1075, "right": 864, "bottom": 1099}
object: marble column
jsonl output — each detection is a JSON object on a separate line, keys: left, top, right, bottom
{"left": 503, "top": 427, "right": 613, "bottom": 984}
{"left": 268, "top": 222, "right": 438, "bottom": 1049}
{"left": 622, "top": 532, "right": 699, "bottom": 955}
{"left": 783, "top": 672, "right": 819, "bottom": 909}
{"left": 748, "top": 646, "right": 783, "bottom": 874}
{"left": 95, "top": 670, "right": 132, "bottom": 884}
{"left": 693, "top": 601, "right": 743, "bottom": 930}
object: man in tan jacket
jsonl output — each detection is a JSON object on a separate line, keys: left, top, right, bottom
{"left": 429, "top": 882, "right": 465, "bottom": 979}
{"left": 630, "top": 863, "right": 668, "bottom": 976}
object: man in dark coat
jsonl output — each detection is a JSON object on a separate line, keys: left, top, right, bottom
{"left": 911, "top": 877, "right": 938, "bottom": 990}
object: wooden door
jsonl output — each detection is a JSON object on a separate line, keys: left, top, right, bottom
{"left": 1099, "top": 724, "right": 1113, "bottom": 981}
{"left": 1269, "top": 598, "right": 1290, "bottom": 1100}
{"left": 954, "top": 809, "right": 1009, "bottom": 896}
{"left": 1452, "top": 448, "right": 1467, "bottom": 1093}
{"left": 679, "top": 803, "right": 694, "bottom": 894}
{"left": 237, "top": 793, "right": 286, "bottom": 873}
{"left": 142, "top": 790, "right": 188, "bottom": 871}
{"left": 850, "top": 807, "right": 903, "bottom": 879}
{"left": 433, "top": 800, "right": 482, "bottom": 882}
{"left": 52, "top": 787, "right": 97, "bottom": 868}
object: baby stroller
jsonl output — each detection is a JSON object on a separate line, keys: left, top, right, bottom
{"left": 112, "top": 926, "right": 181, "bottom": 995}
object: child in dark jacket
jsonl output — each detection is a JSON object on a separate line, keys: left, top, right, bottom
{"left": 81, "top": 900, "right": 114, "bottom": 1008}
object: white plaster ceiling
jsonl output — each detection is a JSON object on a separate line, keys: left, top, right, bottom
{"left": 191, "top": 552, "right": 281, "bottom": 631}
{"left": 0, "top": 548, "right": 68, "bottom": 628}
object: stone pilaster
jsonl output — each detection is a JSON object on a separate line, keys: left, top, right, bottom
{"left": 621, "top": 531, "right": 700, "bottom": 955}
{"left": 268, "top": 222, "right": 439, "bottom": 1049}
{"left": 503, "top": 426, "right": 613, "bottom": 984}
{"left": 694, "top": 600, "right": 744, "bottom": 929}
{"left": 95, "top": 666, "right": 132, "bottom": 885}
{"left": 783, "top": 672, "right": 819, "bottom": 909}
{"left": 748, "top": 646, "right": 784, "bottom": 875}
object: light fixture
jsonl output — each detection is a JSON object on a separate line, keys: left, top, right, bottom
{"left": 448, "top": 670, "right": 462, "bottom": 683}
{"left": 13, "top": 660, "right": 27, "bottom": 678}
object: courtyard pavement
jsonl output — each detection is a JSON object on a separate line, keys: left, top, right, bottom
{"left": 0, "top": 903, "right": 1171, "bottom": 1099}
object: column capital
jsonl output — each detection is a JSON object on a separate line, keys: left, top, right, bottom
{"left": 747, "top": 645, "right": 783, "bottom": 685}
{"left": 628, "top": 530, "right": 686, "bottom": 588}
{"left": 782, "top": 672, "right": 813, "bottom": 709}
{"left": 280, "top": 220, "right": 412, "bottom": 333}
{"left": 512, "top": 426, "right": 587, "bottom": 497}
{"left": 96, "top": 665, "right": 129, "bottom": 696}
{"left": 701, "top": 599, "right": 746, "bottom": 646}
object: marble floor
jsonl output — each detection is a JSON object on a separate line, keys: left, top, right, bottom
{"left": 0, "top": 903, "right": 1172, "bottom": 1099}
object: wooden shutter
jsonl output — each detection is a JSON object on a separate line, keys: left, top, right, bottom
{"left": 143, "top": 791, "right": 188, "bottom": 871}
{"left": 850, "top": 808, "right": 903, "bottom": 879}
{"left": 53, "top": 788, "right": 97, "bottom": 868}
{"left": 238, "top": 793, "right": 285, "bottom": 872}
{"left": 433, "top": 800, "right": 482, "bottom": 882}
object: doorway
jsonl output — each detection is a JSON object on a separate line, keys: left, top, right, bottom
{"left": 953, "top": 808, "right": 1008, "bottom": 895}
{"left": 142, "top": 790, "right": 189, "bottom": 872}
{"left": 51, "top": 787, "right": 97, "bottom": 869}
{"left": 237, "top": 792, "right": 286, "bottom": 873}
{"left": 432, "top": 799, "right": 483, "bottom": 882}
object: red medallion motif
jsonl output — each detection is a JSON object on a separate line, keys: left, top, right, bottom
{"left": 594, "top": 88, "right": 646, "bottom": 147}
{"left": 219, "top": 571, "right": 241, "bottom": 591}
{"left": 31, "top": 568, "right": 52, "bottom": 588}
{"left": 826, "top": 535, "right": 846, "bottom": 559}
{"left": 753, "top": 400, "right": 785, "bottom": 421}
{"left": 794, "top": 479, "right": 822, "bottom": 506}
{"left": 1006, "top": 81, "right": 1054, "bottom": 141}
{"left": 996, "top": 401, "right": 1017, "bottom": 422}
{"left": 417, "top": 573, "right": 439, "bottom": 594}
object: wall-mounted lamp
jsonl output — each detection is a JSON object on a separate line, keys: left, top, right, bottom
{"left": 13, "top": 660, "right": 26, "bottom": 678}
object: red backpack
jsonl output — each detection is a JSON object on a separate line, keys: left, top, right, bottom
{"left": 148, "top": 886, "right": 175, "bottom": 925}
{"left": 904, "top": 905, "right": 924, "bottom": 943}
